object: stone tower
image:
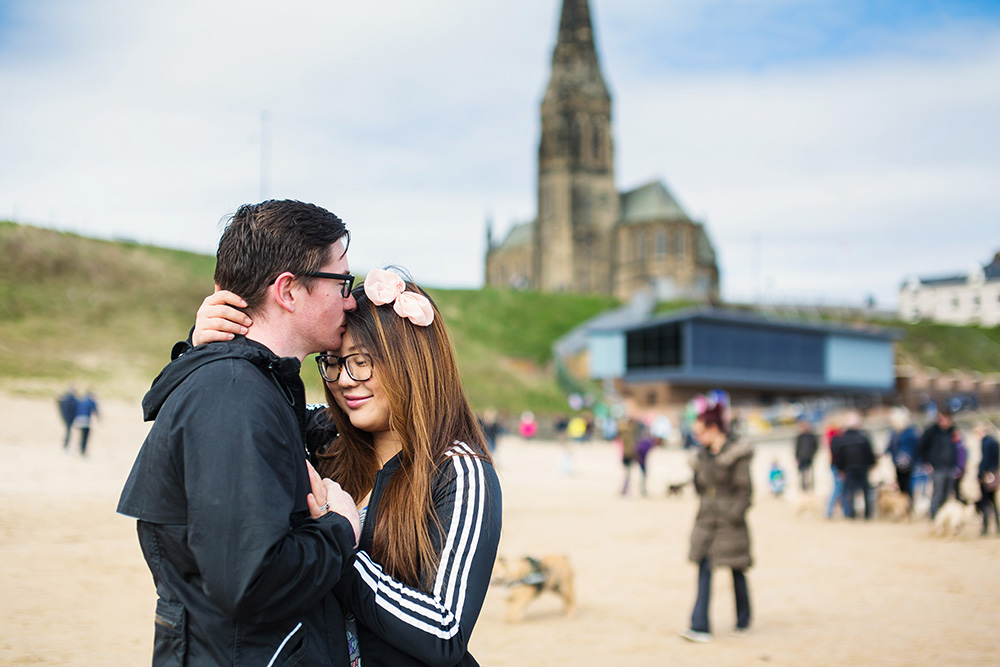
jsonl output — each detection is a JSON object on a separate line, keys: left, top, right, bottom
{"left": 535, "top": 0, "right": 619, "bottom": 294}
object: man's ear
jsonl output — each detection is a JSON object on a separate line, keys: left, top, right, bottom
{"left": 271, "top": 272, "right": 298, "bottom": 313}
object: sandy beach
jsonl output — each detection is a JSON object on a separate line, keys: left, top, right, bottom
{"left": 2, "top": 392, "right": 999, "bottom": 666}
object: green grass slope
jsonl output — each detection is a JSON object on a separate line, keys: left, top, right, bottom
{"left": 6, "top": 221, "right": 995, "bottom": 412}
{"left": 0, "top": 222, "right": 617, "bottom": 413}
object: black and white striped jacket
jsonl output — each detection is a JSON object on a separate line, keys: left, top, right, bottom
{"left": 332, "top": 441, "right": 502, "bottom": 667}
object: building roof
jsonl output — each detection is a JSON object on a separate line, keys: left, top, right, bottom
{"left": 619, "top": 181, "right": 691, "bottom": 225}
{"left": 910, "top": 251, "right": 1000, "bottom": 286}
{"left": 608, "top": 306, "right": 903, "bottom": 341}
{"left": 492, "top": 220, "right": 535, "bottom": 252}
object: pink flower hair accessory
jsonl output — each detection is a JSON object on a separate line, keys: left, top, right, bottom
{"left": 363, "top": 268, "right": 434, "bottom": 327}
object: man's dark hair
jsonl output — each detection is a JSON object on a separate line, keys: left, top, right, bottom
{"left": 214, "top": 200, "right": 350, "bottom": 315}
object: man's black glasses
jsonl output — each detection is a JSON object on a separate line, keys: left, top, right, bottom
{"left": 300, "top": 272, "right": 355, "bottom": 298}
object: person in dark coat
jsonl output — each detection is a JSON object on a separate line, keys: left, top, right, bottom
{"left": 831, "top": 412, "right": 876, "bottom": 519}
{"left": 975, "top": 423, "right": 1000, "bottom": 535}
{"left": 886, "top": 407, "right": 920, "bottom": 504}
{"left": 118, "top": 200, "right": 362, "bottom": 666}
{"left": 681, "top": 404, "right": 753, "bottom": 643}
{"left": 57, "top": 387, "right": 77, "bottom": 450}
{"left": 794, "top": 419, "right": 819, "bottom": 492}
{"left": 918, "top": 407, "right": 959, "bottom": 519}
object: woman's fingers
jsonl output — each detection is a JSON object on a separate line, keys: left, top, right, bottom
{"left": 192, "top": 291, "right": 252, "bottom": 346}
{"left": 321, "top": 479, "right": 362, "bottom": 545}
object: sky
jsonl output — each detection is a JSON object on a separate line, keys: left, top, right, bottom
{"left": 1, "top": 0, "right": 999, "bottom": 309}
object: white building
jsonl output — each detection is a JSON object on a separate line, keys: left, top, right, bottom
{"left": 899, "top": 252, "right": 1000, "bottom": 325}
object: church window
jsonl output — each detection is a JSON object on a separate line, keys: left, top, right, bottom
{"left": 656, "top": 230, "right": 667, "bottom": 257}
{"left": 634, "top": 232, "right": 645, "bottom": 261}
{"left": 674, "top": 228, "right": 686, "bottom": 257}
{"left": 592, "top": 119, "right": 603, "bottom": 162}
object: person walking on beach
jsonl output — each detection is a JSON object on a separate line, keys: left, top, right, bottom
{"left": 57, "top": 387, "right": 77, "bottom": 450}
{"left": 919, "top": 407, "right": 959, "bottom": 519}
{"left": 71, "top": 390, "right": 99, "bottom": 456}
{"left": 824, "top": 417, "right": 846, "bottom": 518}
{"left": 681, "top": 403, "right": 753, "bottom": 643}
{"left": 975, "top": 423, "right": 999, "bottom": 535}
{"left": 794, "top": 419, "right": 818, "bottom": 493}
{"left": 831, "top": 412, "right": 876, "bottom": 519}
{"left": 885, "top": 407, "right": 919, "bottom": 505}
{"left": 117, "top": 200, "right": 361, "bottom": 666}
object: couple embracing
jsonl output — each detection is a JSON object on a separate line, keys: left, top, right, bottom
{"left": 118, "top": 200, "right": 501, "bottom": 666}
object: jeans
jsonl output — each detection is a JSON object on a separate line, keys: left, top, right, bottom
{"left": 842, "top": 470, "right": 871, "bottom": 519}
{"left": 690, "top": 557, "right": 750, "bottom": 633}
{"left": 826, "top": 465, "right": 848, "bottom": 518}
{"left": 78, "top": 426, "right": 91, "bottom": 456}
{"left": 929, "top": 469, "right": 955, "bottom": 519}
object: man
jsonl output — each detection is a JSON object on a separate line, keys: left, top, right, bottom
{"left": 919, "top": 406, "right": 959, "bottom": 519}
{"left": 831, "top": 412, "right": 876, "bottom": 519}
{"left": 118, "top": 200, "right": 361, "bottom": 666}
{"left": 794, "top": 419, "right": 819, "bottom": 493}
{"left": 72, "top": 389, "right": 99, "bottom": 456}
{"left": 57, "top": 386, "right": 77, "bottom": 450}
{"left": 885, "top": 407, "right": 919, "bottom": 505}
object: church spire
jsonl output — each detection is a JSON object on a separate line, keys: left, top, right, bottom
{"left": 546, "top": 0, "right": 609, "bottom": 102}
{"left": 534, "top": 0, "right": 618, "bottom": 295}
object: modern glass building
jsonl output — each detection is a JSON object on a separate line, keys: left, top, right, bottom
{"left": 588, "top": 309, "right": 901, "bottom": 407}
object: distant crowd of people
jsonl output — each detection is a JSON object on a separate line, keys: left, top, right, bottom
{"left": 786, "top": 406, "right": 999, "bottom": 535}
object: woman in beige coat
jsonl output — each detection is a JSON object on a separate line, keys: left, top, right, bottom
{"left": 681, "top": 405, "right": 753, "bottom": 643}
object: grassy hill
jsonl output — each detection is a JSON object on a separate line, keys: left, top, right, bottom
{"left": 4, "top": 221, "right": 997, "bottom": 414}
{"left": 0, "top": 221, "right": 618, "bottom": 413}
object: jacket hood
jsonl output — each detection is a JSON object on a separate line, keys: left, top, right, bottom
{"left": 141, "top": 337, "right": 300, "bottom": 421}
{"left": 690, "top": 437, "right": 754, "bottom": 470}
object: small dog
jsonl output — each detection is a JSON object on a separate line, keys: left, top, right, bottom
{"left": 492, "top": 555, "right": 575, "bottom": 622}
{"left": 876, "top": 484, "right": 911, "bottom": 522}
{"left": 930, "top": 499, "right": 978, "bottom": 539}
{"left": 667, "top": 480, "right": 690, "bottom": 497}
{"left": 789, "top": 491, "right": 823, "bottom": 518}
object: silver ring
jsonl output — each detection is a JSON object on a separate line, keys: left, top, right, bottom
{"left": 317, "top": 502, "right": 330, "bottom": 513}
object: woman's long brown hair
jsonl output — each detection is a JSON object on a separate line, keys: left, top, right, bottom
{"left": 318, "top": 278, "right": 491, "bottom": 590}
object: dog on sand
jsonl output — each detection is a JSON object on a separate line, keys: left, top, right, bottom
{"left": 876, "top": 484, "right": 911, "bottom": 522}
{"left": 667, "top": 480, "right": 689, "bottom": 497}
{"left": 930, "top": 499, "right": 978, "bottom": 539}
{"left": 491, "top": 555, "right": 575, "bottom": 622}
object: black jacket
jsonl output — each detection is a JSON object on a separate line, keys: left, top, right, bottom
{"left": 117, "top": 337, "right": 356, "bottom": 666}
{"left": 831, "top": 428, "right": 875, "bottom": 473}
{"left": 794, "top": 431, "right": 819, "bottom": 464}
{"left": 329, "top": 438, "right": 502, "bottom": 666}
{"left": 918, "top": 423, "right": 958, "bottom": 469}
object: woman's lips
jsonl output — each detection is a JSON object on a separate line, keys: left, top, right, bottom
{"left": 344, "top": 396, "right": 371, "bottom": 410}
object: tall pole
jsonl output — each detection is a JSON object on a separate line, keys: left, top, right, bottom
{"left": 260, "top": 111, "right": 270, "bottom": 201}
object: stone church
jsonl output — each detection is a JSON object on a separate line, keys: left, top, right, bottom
{"left": 484, "top": 0, "right": 720, "bottom": 302}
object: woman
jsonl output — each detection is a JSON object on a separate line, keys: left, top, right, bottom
{"left": 975, "top": 423, "right": 1000, "bottom": 536}
{"left": 195, "top": 268, "right": 502, "bottom": 667}
{"left": 681, "top": 404, "right": 753, "bottom": 643}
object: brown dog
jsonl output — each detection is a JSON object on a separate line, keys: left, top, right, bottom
{"left": 877, "top": 484, "right": 911, "bottom": 522}
{"left": 492, "top": 555, "right": 575, "bottom": 622}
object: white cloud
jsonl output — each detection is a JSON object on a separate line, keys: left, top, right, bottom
{"left": 1, "top": 0, "right": 998, "bottom": 308}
